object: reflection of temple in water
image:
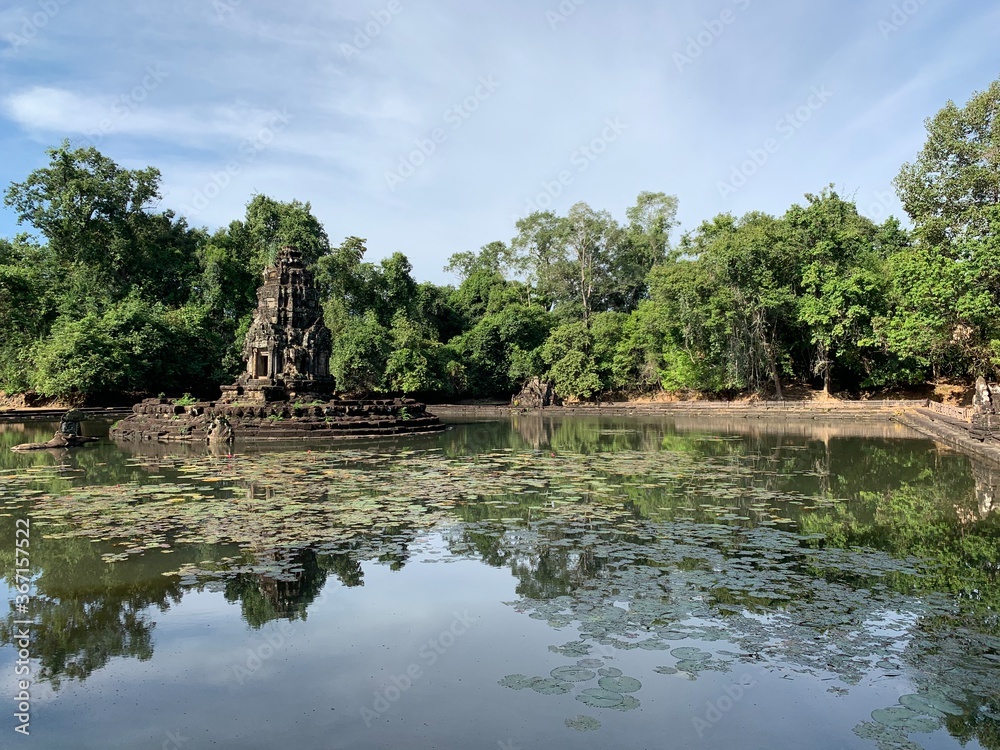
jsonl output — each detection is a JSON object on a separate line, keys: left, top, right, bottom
{"left": 512, "top": 414, "right": 553, "bottom": 449}
{"left": 963, "top": 459, "right": 1000, "bottom": 524}
{"left": 223, "top": 548, "right": 359, "bottom": 628}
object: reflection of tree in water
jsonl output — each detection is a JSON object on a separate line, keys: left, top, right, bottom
{"left": 224, "top": 548, "right": 332, "bottom": 628}
{"left": 485, "top": 495, "right": 999, "bottom": 749}
{"left": 451, "top": 521, "right": 609, "bottom": 600}
{"left": 511, "top": 414, "right": 550, "bottom": 449}
{"left": 0, "top": 534, "right": 184, "bottom": 690}
{"left": 219, "top": 525, "right": 420, "bottom": 627}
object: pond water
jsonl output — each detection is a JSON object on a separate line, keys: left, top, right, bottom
{"left": 1, "top": 415, "right": 998, "bottom": 750}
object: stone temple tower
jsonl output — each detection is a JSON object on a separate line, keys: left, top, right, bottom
{"left": 111, "top": 242, "right": 445, "bottom": 443}
{"left": 223, "top": 245, "right": 333, "bottom": 403}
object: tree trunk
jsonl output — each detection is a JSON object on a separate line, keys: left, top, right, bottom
{"left": 763, "top": 338, "right": 783, "bottom": 400}
{"left": 820, "top": 344, "right": 831, "bottom": 395}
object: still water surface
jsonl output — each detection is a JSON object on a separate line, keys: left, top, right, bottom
{"left": 1, "top": 415, "right": 998, "bottom": 749}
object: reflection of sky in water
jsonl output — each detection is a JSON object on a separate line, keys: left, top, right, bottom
{"left": 0, "top": 417, "right": 997, "bottom": 749}
{"left": 1, "top": 539, "right": 975, "bottom": 750}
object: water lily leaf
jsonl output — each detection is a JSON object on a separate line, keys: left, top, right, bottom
{"left": 871, "top": 707, "right": 939, "bottom": 732}
{"left": 576, "top": 688, "right": 624, "bottom": 708}
{"left": 498, "top": 674, "right": 533, "bottom": 690}
{"left": 898, "top": 692, "right": 962, "bottom": 718}
{"left": 550, "top": 666, "right": 596, "bottom": 682}
{"left": 670, "top": 647, "right": 711, "bottom": 661}
{"left": 565, "top": 715, "right": 601, "bottom": 731}
{"left": 531, "top": 678, "right": 573, "bottom": 695}
{"left": 597, "top": 675, "right": 641, "bottom": 693}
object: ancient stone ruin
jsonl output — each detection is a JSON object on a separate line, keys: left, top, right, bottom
{"left": 222, "top": 245, "right": 334, "bottom": 404}
{"left": 12, "top": 410, "right": 98, "bottom": 451}
{"left": 111, "top": 246, "right": 445, "bottom": 443}
{"left": 971, "top": 376, "right": 1000, "bottom": 441}
{"left": 511, "top": 378, "right": 562, "bottom": 408}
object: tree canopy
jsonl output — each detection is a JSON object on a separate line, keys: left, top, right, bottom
{"left": 2, "top": 77, "right": 999, "bottom": 401}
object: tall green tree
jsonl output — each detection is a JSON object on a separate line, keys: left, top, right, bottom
{"left": 786, "top": 189, "right": 898, "bottom": 392}
{"left": 895, "top": 77, "right": 1000, "bottom": 246}
{"left": 241, "top": 194, "right": 330, "bottom": 270}
{"left": 3, "top": 141, "right": 201, "bottom": 306}
{"left": 608, "top": 191, "right": 679, "bottom": 311}
{"left": 681, "top": 212, "right": 799, "bottom": 397}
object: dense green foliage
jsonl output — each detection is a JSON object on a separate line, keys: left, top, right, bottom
{"left": 1, "top": 78, "right": 998, "bottom": 400}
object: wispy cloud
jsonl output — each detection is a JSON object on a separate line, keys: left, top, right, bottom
{"left": 0, "top": 0, "right": 997, "bottom": 281}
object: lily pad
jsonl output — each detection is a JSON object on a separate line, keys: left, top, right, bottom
{"left": 597, "top": 675, "right": 641, "bottom": 693}
{"left": 531, "top": 678, "right": 573, "bottom": 695}
{"left": 565, "top": 715, "right": 601, "bottom": 731}
{"left": 498, "top": 674, "right": 533, "bottom": 690}
{"left": 550, "top": 666, "right": 596, "bottom": 683}
{"left": 871, "top": 707, "right": 939, "bottom": 733}
{"left": 898, "top": 692, "right": 962, "bottom": 718}
{"left": 576, "top": 688, "right": 625, "bottom": 708}
{"left": 670, "top": 647, "right": 711, "bottom": 662}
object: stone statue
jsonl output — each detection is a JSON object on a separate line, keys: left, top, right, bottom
{"left": 971, "top": 376, "right": 998, "bottom": 441}
{"left": 11, "top": 410, "right": 99, "bottom": 452}
{"left": 206, "top": 416, "right": 236, "bottom": 447}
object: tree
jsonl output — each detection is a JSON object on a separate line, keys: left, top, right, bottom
{"left": 895, "top": 77, "right": 1000, "bottom": 246}
{"left": 786, "top": 189, "right": 896, "bottom": 393}
{"left": 0, "top": 236, "right": 56, "bottom": 391}
{"left": 563, "top": 202, "right": 619, "bottom": 324}
{"left": 608, "top": 191, "right": 679, "bottom": 311}
{"left": 680, "top": 213, "right": 799, "bottom": 397}
{"left": 330, "top": 312, "right": 389, "bottom": 394}
{"left": 450, "top": 304, "right": 550, "bottom": 397}
{"left": 30, "top": 297, "right": 221, "bottom": 398}
{"left": 891, "top": 76, "right": 1000, "bottom": 380}
{"left": 510, "top": 212, "right": 568, "bottom": 309}
{"left": 541, "top": 322, "right": 602, "bottom": 399}
{"left": 445, "top": 241, "right": 514, "bottom": 283}
{"left": 3, "top": 141, "right": 201, "bottom": 305}
{"left": 384, "top": 312, "right": 447, "bottom": 394}
{"left": 241, "top": 194, "right": 330, "bottom": 270}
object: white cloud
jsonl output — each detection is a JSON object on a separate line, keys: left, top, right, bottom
{"left": 0, "top": 0, "right": 997, "bottom": 281}
{"left": 2, "top": 86, "right": 299, "bottom": 145}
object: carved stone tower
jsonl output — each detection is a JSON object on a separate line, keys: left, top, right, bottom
{"left": 223, "top": 245, "right": 333, "bottom": 402}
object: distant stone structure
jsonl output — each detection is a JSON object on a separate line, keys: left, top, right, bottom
{"left": 971, "top": 376, "right": 1000, "bottom": 441}
{"left": 111, "top": 246, "right": 444, "bottom": 444}
{"left": 11, "top": 410, "right": 98, "bottom": 451}
{"left": 222, "top": 246, "right": 334, "bottom": 404}
{"left": 511, "top": 378, "right": 562, "bottom": 408}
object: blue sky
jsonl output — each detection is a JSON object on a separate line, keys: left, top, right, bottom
{"left": 0, "top": 0, "right": 997, "bottom": 283}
